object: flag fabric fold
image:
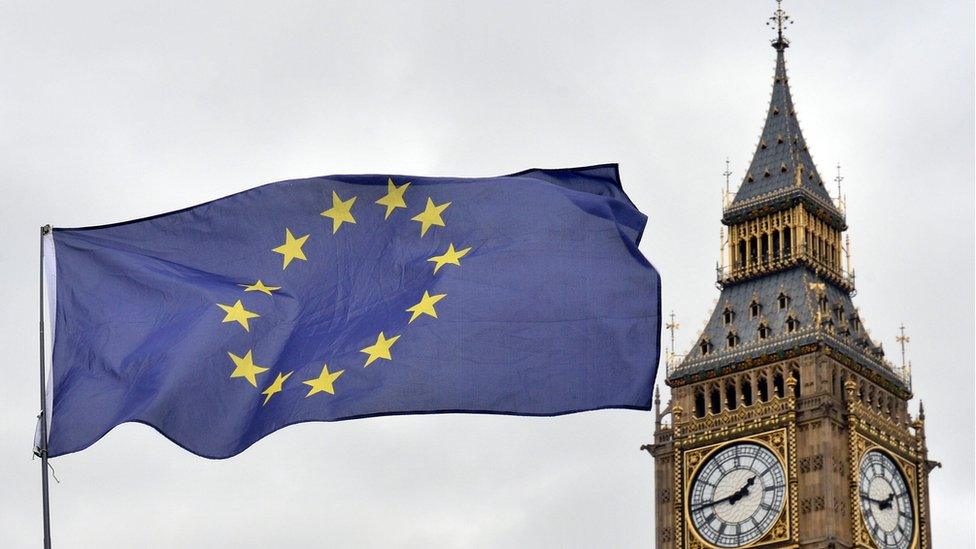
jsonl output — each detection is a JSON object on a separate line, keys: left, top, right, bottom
{"left": 43, "top": 164, "right": 661, "bottom": 459}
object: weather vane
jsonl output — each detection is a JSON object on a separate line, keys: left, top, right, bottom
{"left": 767, "top": 0, "right": 793, "bottom": 48}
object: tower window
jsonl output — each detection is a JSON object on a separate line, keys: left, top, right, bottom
{"left": 819, "top": 295, "right": 829, "bottom": 315}
{"left": 786, "top": 315, "right": 800, "bottom": 333}
{"left": 699, "top": 338, "right": 713, "bottom": 356}
{"left": 750, "top": 300, "right": 762, "bottom": 318}
{"left": 694, "top": 389, "right": 706, "bottom": 418}
{"left": 726, "top": 332, "right": 739, "bottom": 349}
{"left": 723, "top": 307, "right": 735, "bottom": 325}
{"left": 773, "top": 372, "right": 785, "bottom": 398}
{"left": 741, "top": 379, "right": 753, "bottom": 406}
{"left": 725, "top": 382, "right": 738, "bottom": 410}
{"left": 758, "top": 376, "right": 769, "bottom": 402}
{"left": 850, "top": 314, "right": 861, "bottom": 332}
{"left": 834, "top": 305, "right": 845, "bottom": 322}
{"left": 710, "top": 387, "right": 721, "bottom": 414}
{"left": 758, "top": 323, "right": 772, "bottom": 340}
{"left": 778, "top": 293, "right": 790, "bottom": 309}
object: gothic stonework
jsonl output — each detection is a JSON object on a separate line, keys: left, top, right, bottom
{"left": 644, "top": 5, "right": 935, "bottom": 548}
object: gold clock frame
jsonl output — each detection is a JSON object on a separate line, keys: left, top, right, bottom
{"left": 849, "top": 438, "right": 920, "bottom": 549}
{"left": 680, "top": 428, "right": 796, "bottom": 549}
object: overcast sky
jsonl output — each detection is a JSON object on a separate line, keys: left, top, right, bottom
{"left": 1, "top": 1, "right": 973, "bottom": 547}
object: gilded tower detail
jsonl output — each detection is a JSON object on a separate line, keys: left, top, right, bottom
{"left": 644, "top": 5, "right": 936, "bottom": 548}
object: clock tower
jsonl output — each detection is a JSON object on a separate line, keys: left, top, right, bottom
{"left": 645, "top": 4, "right": 936, "bottom": 548}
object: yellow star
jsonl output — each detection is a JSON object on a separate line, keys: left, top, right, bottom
{"left": 428, "top": 243, "right": 472, "bottom": 274}
{"left": 320, "top": 190, "right": 358, "bottom": 234}
{"left": 227, "top": 350, "right": 269, "bottom": 387}
{"left": 217, "top": 300, "right": 260, "bottom": 332}
{"left": 406, "top": 290, "right": 447, "bottom": 323}
{"left": 239, "top": 280, "right": 281, "bottom": 296}
{"left": 375, "top": 178, "right": 411, "bottom": 220}
{"left": 272, "top": 228, "right": 309, "bottom": 269}
{"left": 261, "top": 371, "right": 293, "bottom": 405}
{"left": 411, "top": 197, "right": 451, "bottom": 237}
{"left": 303, "top": 363, "right": 345, "bottom": 397}
{"left": 360, "top": 332, "right": 401, "bottom": 367}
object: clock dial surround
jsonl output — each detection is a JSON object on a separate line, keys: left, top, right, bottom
{"left": 688, "top": 442, "right": 787, "bottom": 548}
{"left": 858, "top": 450, "right": 915, "bottom": 549}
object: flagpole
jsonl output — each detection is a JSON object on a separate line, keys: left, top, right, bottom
{"left": 39, "top": 224, "right": 52, "bottom": 549}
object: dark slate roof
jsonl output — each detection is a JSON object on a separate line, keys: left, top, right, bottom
{"left": 724, "top": 45, "right": 845, "bottom": 228}
{"left": 669, "top": 266, "right": 909, "bottom": 392}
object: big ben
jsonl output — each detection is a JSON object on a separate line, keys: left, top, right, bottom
{"left": 646, "top": 3, "right": 937, "bottom": 548}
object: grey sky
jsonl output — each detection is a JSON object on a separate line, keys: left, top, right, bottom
{"left": 1, "top": 1, "right": 972, "bottom": 547}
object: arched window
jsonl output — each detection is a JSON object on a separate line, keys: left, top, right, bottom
{"left": 710, "top": 386, "right": 721, "bottom": 414}
{"left": 725, "top": 381, "right": 738, "bottom": 410}
{"left": 760, "top": 234, "right": 770, "bottom": 264}
{"left": 783, "top": 229, "right": 792, "bottom": 256}
{"left": 727, "top": 332, "right": 739, "bottom": 349}
{"left": 750, "top": 300, "right": 762, "bottom": 318}
{"left": 737, "top": 240, "right": 746, "bottom": 268}
{"left": 694, "top": 388, "right": 706, "bottom": 418}
{"left": 758, "top": 322, "right": 771, "bottom": 340}
{"left": 772, "top": 231, "right": 781, "bottom": 260}
{"left": 791, "top": 369, "right": 800, "bottom": 398}
{"left": 749, "top": 236, "right": 758, "bottom": 265}
{"left": 741, "top": 378, "right": 754, "bottom": 406}
{"left": 778, "top": 292, "right": 790, "bottom": 309}
{"left": 723, "top": 307, "right": 735, "bottom": 325}
{"left": 758, "top": 375, "right": 770, "bottom": 402}
{"left": 773, "top": 371, "right": 785, "bottom": 398}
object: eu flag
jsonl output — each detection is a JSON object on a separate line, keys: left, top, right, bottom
{"left": 41, "top": 164, "right": 661, "bottom": 459}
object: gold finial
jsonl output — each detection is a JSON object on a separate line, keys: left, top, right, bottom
{"left": 808, "top": 281, "right": 826, "bottom": 325}
{"left": 767, "top": 0, "right": 793, "bottom": 50}
{"left": 794, "top": 163, "right": 804, "bottom": 186}
{"left": 896, "top": 324, "right": 910, "bottom": 370}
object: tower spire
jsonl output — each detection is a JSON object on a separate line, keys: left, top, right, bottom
{"left": 767, "top": 0, "right": 793, "bottom": 50}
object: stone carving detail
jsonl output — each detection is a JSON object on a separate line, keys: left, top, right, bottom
{"left": 800, "top": 496, "right": 824, "bottom": 514}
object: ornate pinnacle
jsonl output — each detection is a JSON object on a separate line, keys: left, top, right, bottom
{"left": 767, "top": 0, "right": 793, "bottom": 50}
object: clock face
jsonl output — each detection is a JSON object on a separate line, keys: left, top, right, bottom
{"left": 859, "top": 450, "right": 915, "bottom": 549}
{"left": 688, "top": 442, "right": 787, "bottom": 547}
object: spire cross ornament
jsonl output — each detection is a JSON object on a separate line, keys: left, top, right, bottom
{"left": 834, "top": 163, "right": 844, "bottom": 200}
{"left": 896, "top": 323, "right": 910, "bottom": 369}
{"left": 767, "top": 0, "right": 793, "bottom": 48}
{"left": 723, "top": 157, "right": 732, "bottom": 195}
{"left": 665, "top": 311, "right": 680, "bottom": 363}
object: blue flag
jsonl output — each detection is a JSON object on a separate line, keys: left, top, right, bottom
{"left": 41, "top": 164, "right": 661, "bottom": 459}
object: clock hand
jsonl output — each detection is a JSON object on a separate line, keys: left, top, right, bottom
{"left": 878, "top": 492, "right": 896, "bottom": 510}
{"left": 727, "top": 476, "right": 757, "bottom": 505}
{"left": 859, "top": 491, "right": 896, "bottom": 508}
{"left": 690, "top": 476, "right": 757, "bottom": 512}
